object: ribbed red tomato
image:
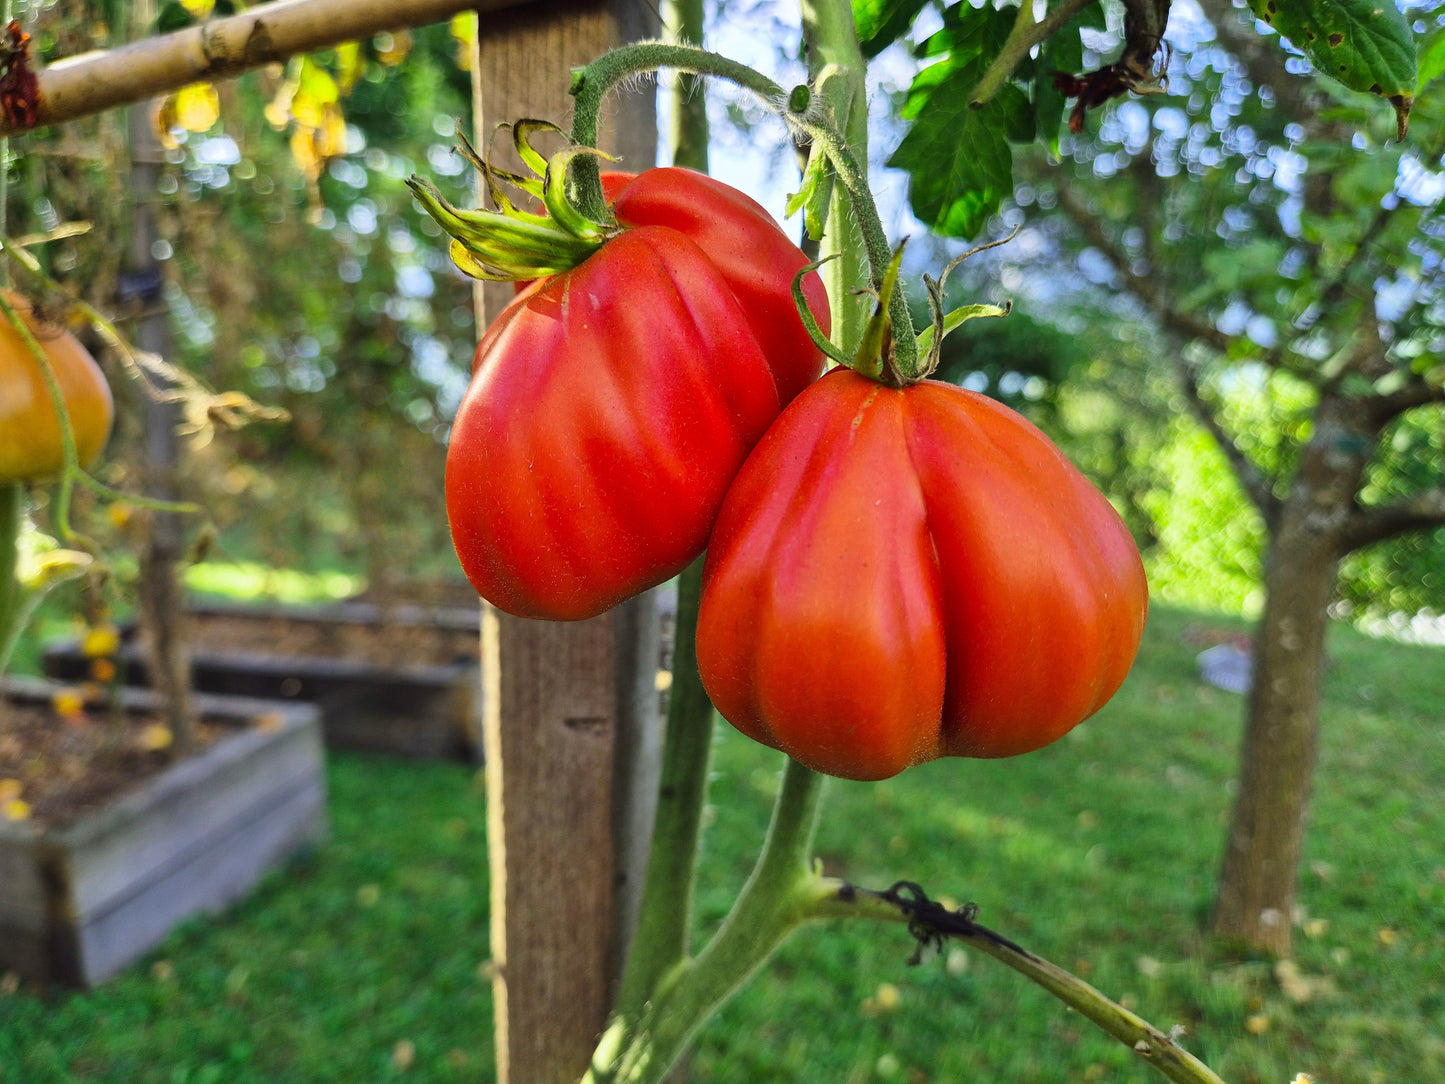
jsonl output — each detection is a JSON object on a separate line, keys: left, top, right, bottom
{"left": 695, "top": 367, "right": 1148, "bottom": 781}
{"left": 608, "top": 169, "right": 828, "bottom": 406}
{"left": 448, "top": 170, "right": 829, "bottom": 622}
{"left": 447, "top": 229, "right": 782, "bottom": 621}
{"left": 510, "top": 169, "right": 828, "bottom": 405}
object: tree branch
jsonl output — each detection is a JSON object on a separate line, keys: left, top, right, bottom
{"left": 1341, "top": 484, "right": 1445, "bottom": 553}
{"left": 5, "top": 0, "right": 533, "bottom": 135}
{"left": 1051, "top": 184, "right": 1283, "bottom": 523}
{"left": 968, "top": 0, "right": 1099, "bottom": 107}
{"left": 1179, "top": 364, "right": 1282, "bottom": 526}
{"left": 812, "top": 881, "right": 1227, "bottom": 1084}
{"left": 1360, "top": 376, "right": 1445, "bottom": 427}
{"left": 1052, "top": 185, "right": 1230, "bottom": 352}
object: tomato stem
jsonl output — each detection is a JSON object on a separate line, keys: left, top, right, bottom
{"left": 566, "top": 40, "right": 919, "bottom": 377}
{"left": 610, "top": 559, "right": 716, "bottom": 1021}
{"left": 0, "top": 483, "right": 20, "bottom": 676}
{"left": 807, "top": 881, "right": 1228, "bottom": 1084}
{"left": 586, "top": 757, "right": 826, "bottom": 1084}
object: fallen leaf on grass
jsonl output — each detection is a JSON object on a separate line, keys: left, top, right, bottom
{"left": 392, "top": 1039, "right": 416, "bottom": 1071}
{"left": 1275, "top": 960, "right": 1337, "bottom": 1004}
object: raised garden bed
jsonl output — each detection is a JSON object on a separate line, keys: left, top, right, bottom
{"left": 44, "top": 598, "right": 483, "bottom": 761}
{"left": 0, "top": 676, "right": 325, "bottom": 988}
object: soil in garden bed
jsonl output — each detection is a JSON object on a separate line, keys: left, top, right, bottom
{"left": 183, "top": 610, "right": 479, "bottom": 668}
{"left": 0, "top": 702, "right": 235, "bottom": 829}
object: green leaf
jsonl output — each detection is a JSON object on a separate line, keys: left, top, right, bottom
{"left": 1247, "top": 0, "right": 1418, "bottom": 138}
{"left": 1034, "top": 23, "right": 1084, "bottom": 154}
{"left": 888, "top": 79, "right": 1029, "bottom": 239}
{"left": 854, "top": 0, "right": 932, "bottom": 59}
{"left": 1418, "top": 27, "right": 1445, "bottom": 92}
{"left": 154, "top": 0, "right": 196, "bottom": 33}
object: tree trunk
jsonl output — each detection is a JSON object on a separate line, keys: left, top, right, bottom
{"left": 1211, "top": 394, "right": 1378, "bottom": 956}
{"left": 1212, "top": 519, "right": 1339, "bottom": 955}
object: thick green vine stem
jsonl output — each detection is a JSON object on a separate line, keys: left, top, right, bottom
{"left": 565, "top": 40, "right": 919, "bottom": 377}
{"left": 0, "top": 483, "right": 20, "bottom": 676}
{"left": 586, "top": 757, "right": 827, "bottom": 1084}
{"left": 610, "top": 559, "right": 716, "bottom": 1020}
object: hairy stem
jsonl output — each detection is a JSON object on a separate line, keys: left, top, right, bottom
{"left": 0, "top": 483, "right": 20, "bottom": 676}
{"left": 566, "top": 40, "right": 916, "bottom": 370}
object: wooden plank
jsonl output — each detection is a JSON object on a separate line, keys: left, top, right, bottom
{"left": 5, "top": 0, "right": 539, "bottom": 134}
{"left": 470, "top": 4, "right": 661, "bottom": 1082}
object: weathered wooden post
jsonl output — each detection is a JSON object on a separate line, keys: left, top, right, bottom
{"left": 468, "top": 4, "right": 661, "bottom": 1082}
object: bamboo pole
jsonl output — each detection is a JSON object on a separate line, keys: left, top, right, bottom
{"left": 3, "top": 0, "right": 536, "bottom": 135}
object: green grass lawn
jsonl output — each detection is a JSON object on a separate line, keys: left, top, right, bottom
{"left": 2, "top": 602, "right": 1442, "bottom": 1083}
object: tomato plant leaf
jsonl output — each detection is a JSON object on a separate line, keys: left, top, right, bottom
{"left": 888, "top": 78, "right": 1029, "bottom": 239}
{"left": 891, "top": 3, "right": 1029, "bottom": 237}
{"left": 853, "top": 0, "right": 932, "bottom": 59}
{"left": 1418, "top": 27, "right": 1445, "bottom": 92}
{"left": 1033, "top": 20, "right": 1084, "bottom": 154}
{"left": 1247, "top": 0, "right": 1418, "bottom": 138}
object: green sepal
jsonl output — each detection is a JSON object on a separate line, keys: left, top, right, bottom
{"left": 542, "top": 146, "right": 620, "bottom": 241}
{"left": 917, "top": 228, "right": 1018, "bottom": 375}
{"left": 853, "top": 244, "right": 907, "bottom": 384}
{"left": 791, "top": 256, "right": 851, "bottom": 367}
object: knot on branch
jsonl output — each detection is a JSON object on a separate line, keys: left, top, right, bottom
{"left": 879, "top": 881, "right": 1012, "bottom": 965}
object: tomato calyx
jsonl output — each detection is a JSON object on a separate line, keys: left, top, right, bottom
{"left": 406, "top": 119, "right": 622, "bottom": 281}
{"left": 915, "top": 228, "right": 1019, "bottom": 378}
{"left": 840, "top": 234, "right": 1017, "bottom": 390}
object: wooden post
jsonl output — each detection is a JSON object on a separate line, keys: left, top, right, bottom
{"left": 469, "top": 4, "right": 661, "bottom": 1082}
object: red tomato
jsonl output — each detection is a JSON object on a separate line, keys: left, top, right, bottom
{"left": 609, "top": 169, "right": 828, "bottom": 406}
{"left": 447, "top": 228, "right": 782, "bottom": 621}
{"left": 512, "top": 169, "right": 828, "bottom": 405}
{"left": 695, "top": 367, "right": 1148, "bottom": 781}
{"left": 1, "top": 293, "right": 113, "bottom": 484}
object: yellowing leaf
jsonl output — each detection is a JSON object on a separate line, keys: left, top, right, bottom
{"left": 174, "top": 82, "right": 220, "bottom": 133}
{"left": 138, "top": 724, "right": 174, "bottom": 752}
{"left": 264, "top": 75, "right": 298, "bottom": 131}
{"left": 450, "top": 13, "right": 477, "bottom": 72}
{"left": 180, "top": 0, "right": 215, "bottom": 15}
{"left": 335, "top": 42, "right": 365, "bottom": 94}
{"left": 1245, "top": 1013, "right": 1271, "bottom": 1035}
{"left": 82, "top": 625, "right": 120, "bottom": 658}
{"left": 292, "top": 58, "right": 339, "bottom": 127}
{"left": 3, "top": 798, "right": 32, "bottom": 822}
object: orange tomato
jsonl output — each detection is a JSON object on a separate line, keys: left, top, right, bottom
{"left": 0, "top": 294, "right": 113, "bottom": 483}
